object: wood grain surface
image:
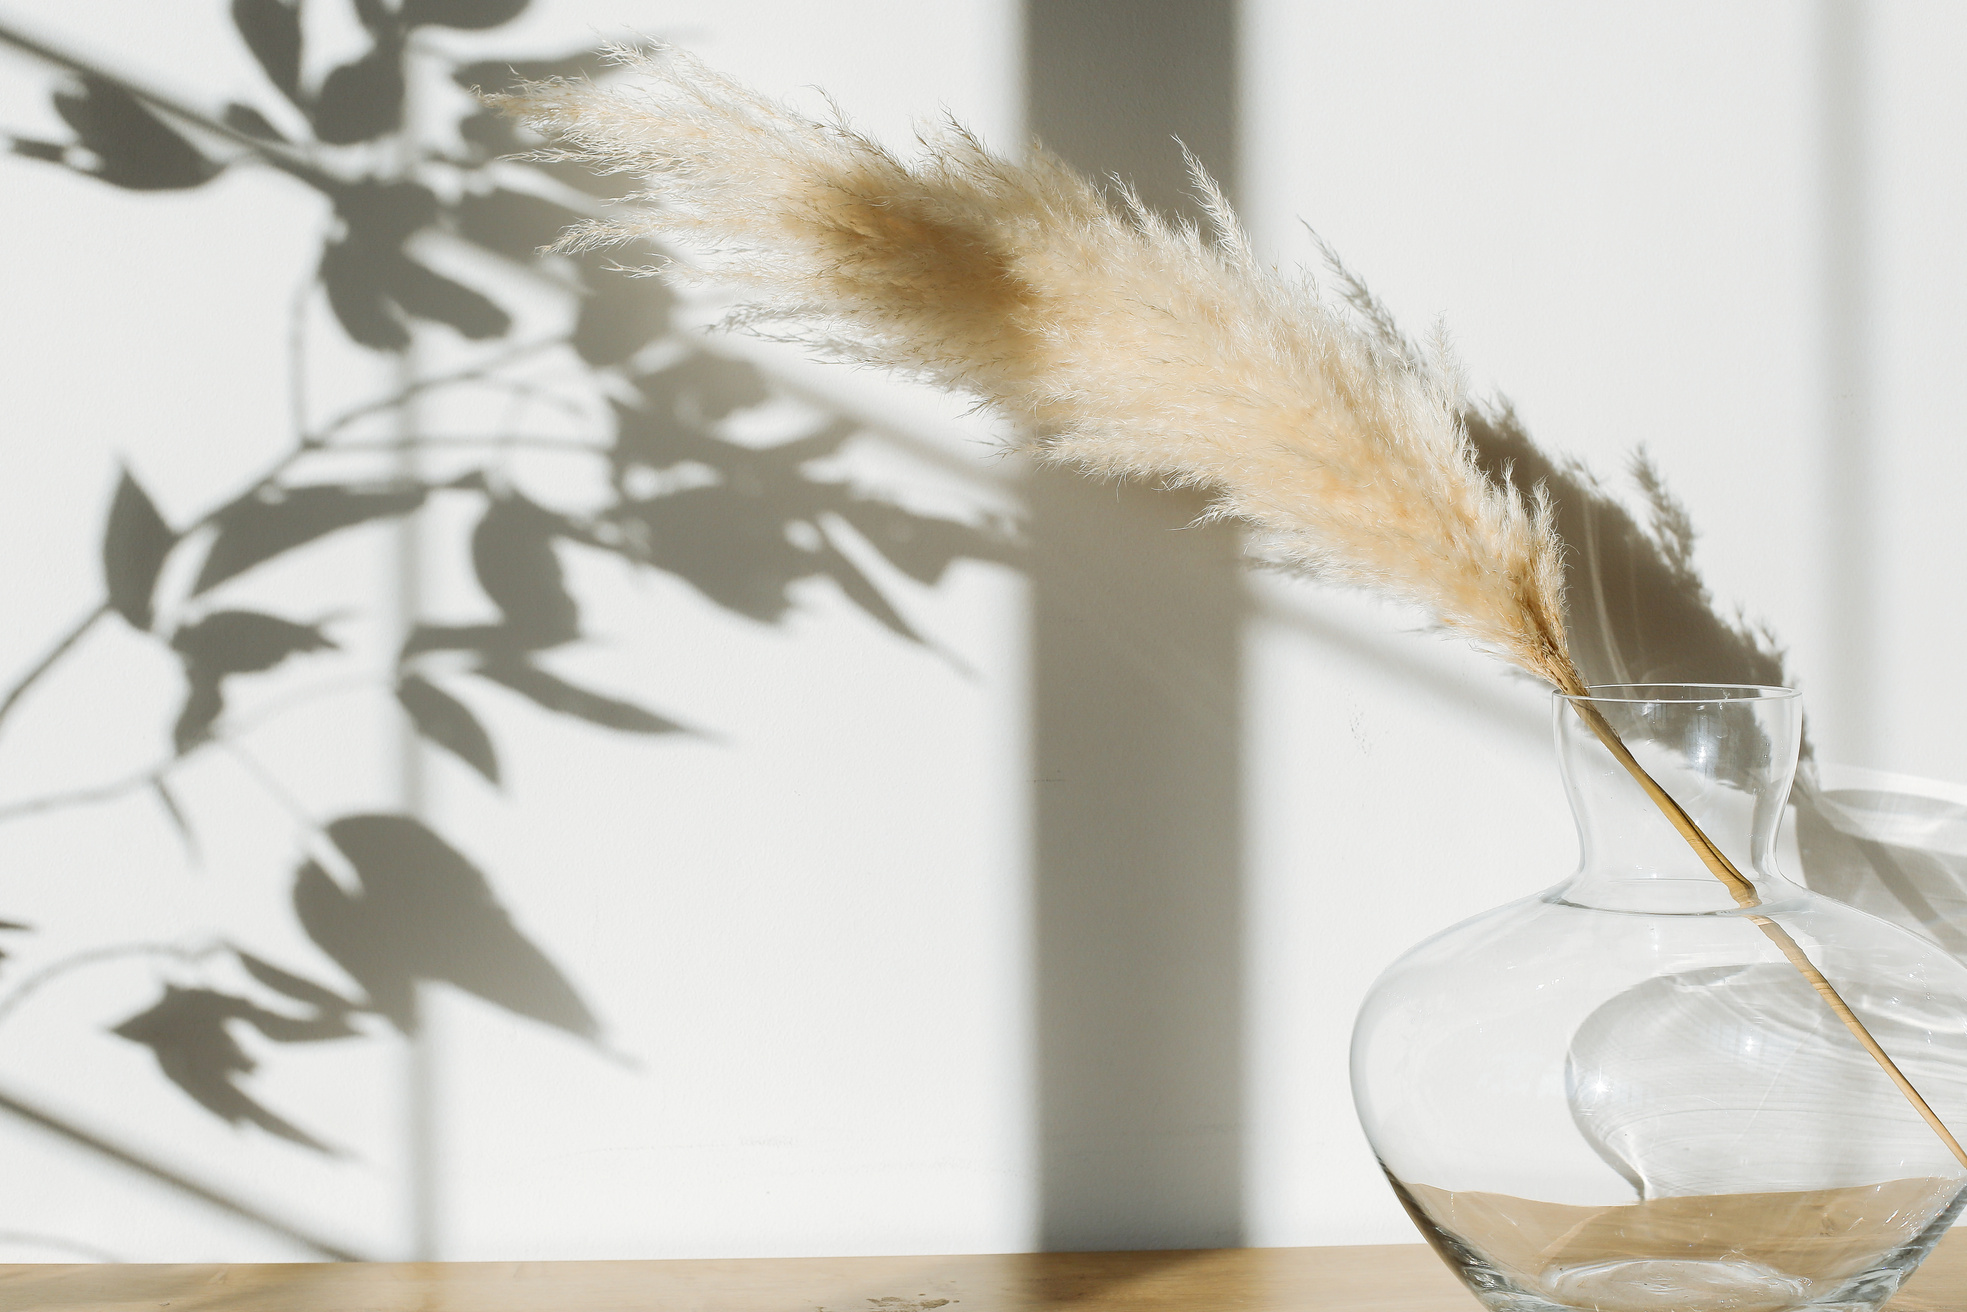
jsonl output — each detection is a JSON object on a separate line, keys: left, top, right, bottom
{"left": 2, "top": 1232, "right": 1962, "bottom": 1311}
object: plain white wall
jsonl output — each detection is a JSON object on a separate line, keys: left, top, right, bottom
{"left": 0, "top": 0, "right": 1959, "bottom": 1264}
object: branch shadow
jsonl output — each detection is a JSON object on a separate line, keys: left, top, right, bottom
{"left": 0, "top": 5, "right": 1016, "bottom": 1264}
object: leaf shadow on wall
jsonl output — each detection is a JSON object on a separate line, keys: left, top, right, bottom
{"left": 0, "top": 1, "right": 1017, "bottom": 1261}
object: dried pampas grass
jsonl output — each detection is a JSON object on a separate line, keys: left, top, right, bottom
{"left": 494, "top": 44, "right": 1578, "bottom": 693}
{"left": 496, "top": 46, "right": 1966, "bottom": 1167}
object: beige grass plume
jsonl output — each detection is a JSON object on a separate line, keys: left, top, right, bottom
{"left": 497, "top": 45, "right": 1967, "bottom": 1168}
{"left": 495, "top": 44, "right": 1578, "bottom": 693}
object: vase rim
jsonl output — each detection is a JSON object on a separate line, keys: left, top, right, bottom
{"left": 1556, "top": 682, "right": 1800, "bottom": 705}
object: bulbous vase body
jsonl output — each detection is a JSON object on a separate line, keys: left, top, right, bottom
{"left": 1352, "top": 685, "right": 1967, "bottom": 1312}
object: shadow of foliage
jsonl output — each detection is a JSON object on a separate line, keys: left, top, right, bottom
{"left": 295, "top": 815, "right": 599, "bottom": 1039}
{"left": 0, "top": 921, "right": 28, "bottom": 973}
{"left": 0, "top": 0, "right": 1016, "bottom": 1164}
{"left": 1462, "top": 408, "right": 1789, "bottom": 695}
{"left": 113, "top": 983, "right": 358, "bottom": 1153}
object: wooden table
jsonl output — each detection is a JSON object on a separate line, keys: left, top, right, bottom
{"left": 5, "top": 1234, "right": 1965, "bottom": 1310}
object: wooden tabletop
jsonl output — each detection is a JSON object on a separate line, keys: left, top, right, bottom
{"left": 5, "top": 1233, "right": 1965, "bottom": 1311}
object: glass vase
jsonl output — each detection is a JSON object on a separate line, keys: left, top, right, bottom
{"left": 1352, "top": 684, "right": 1967, "bottom": 1312}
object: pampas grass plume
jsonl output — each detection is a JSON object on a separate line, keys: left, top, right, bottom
{"left": 495, "top": 44, "right": 1582, "bottom": 695}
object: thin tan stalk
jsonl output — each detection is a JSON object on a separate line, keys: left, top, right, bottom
{"left": 1558, "top": 688, "right": 1758, "bottom": 906}
{"left": 1563, "top": 688, "right": 1967, "bottom": 1171}
{"left": 1750, "top": 914, "right": 1967, "bottom": 1169}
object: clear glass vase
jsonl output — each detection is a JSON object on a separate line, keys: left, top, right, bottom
{"left": 1352, "top": 684, "right": 1967, "bottom": 1312}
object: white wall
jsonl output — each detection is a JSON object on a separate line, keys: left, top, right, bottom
{"left": 0, "top": 0, "right": 1958, "bottom": 1264}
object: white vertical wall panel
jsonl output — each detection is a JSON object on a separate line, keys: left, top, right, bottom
{"left": 1869, "top": 1, "right": 1967, "bottom": 779}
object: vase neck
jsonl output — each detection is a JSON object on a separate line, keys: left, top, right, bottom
{"left": 1554, "top": 685, "right": 1803, "bottom": 913}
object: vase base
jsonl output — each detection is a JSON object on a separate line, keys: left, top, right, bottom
{"left": 1441, "top": 1268, "right": 1915, "bottom": 1312}
{"left": 1388, "top": 1174, "right": 1967, "bottom": 1312}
